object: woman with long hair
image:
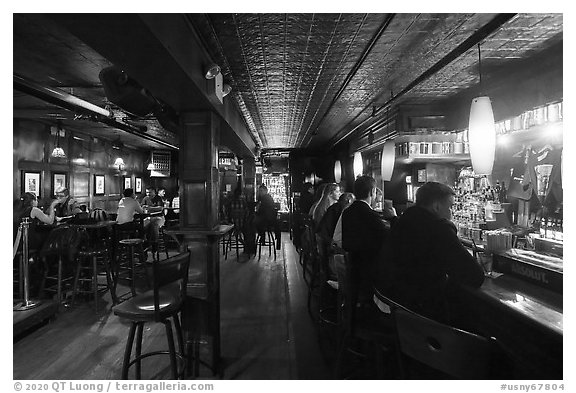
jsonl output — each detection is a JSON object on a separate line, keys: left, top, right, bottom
{"left": 14, "top": 192, "right": 59, "bottom": 250}
{"left": 311, "top": 183, "right": 342, "bottom": 228}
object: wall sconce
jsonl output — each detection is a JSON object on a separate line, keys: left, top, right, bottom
{"left": 204, "top": 64, "right": 221, "bottom": 79}
{"left": 353, "top": 152, "right": 363, "bottom": 178}
{"left": 222, "top": 84, "right": 232, "bottom": 97}
{"left": 114, "top": 157, "right": 125, "bottom": 170}
{"left": 334, "top": 160, "right": 342, "bottom": 183}
{"left": 380, "top": 140, "right": 395, "bottom": 181}
{"left": 468, "top": 43, "right": 496, "bottom": 175}
{"left": 50, "top": 122, "right": 66, "bottom": 158}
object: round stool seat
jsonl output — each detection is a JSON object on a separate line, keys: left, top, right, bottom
{"left": 77, "top": 247, "right": 108, "bottom": 257}
{"left": 120, "top": 238, "right": 144, "bottom": 246}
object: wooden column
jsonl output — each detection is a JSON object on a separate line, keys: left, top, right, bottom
{"left": 177, "top": 111, "right": 222, "bottom": 375}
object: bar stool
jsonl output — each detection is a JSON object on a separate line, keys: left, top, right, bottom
{"left": 151, "top": 226, "right": 170, "bottom": 261}
{"left": 112, "top": 251, "right": 191, "bottom": 379}
{"left": 72, "top": 245, "right": 116, "bottom": 312}
{"left": 256, "top": 225, "right": 276, "bottom": 259}
{"left": 40, "top": 226, "right": 88, "bottom": 306}
{"left": 116, "top": 238, "right": 145, "bottom": 300}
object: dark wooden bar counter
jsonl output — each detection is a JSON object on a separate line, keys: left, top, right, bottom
{"left": 452, "top": 272, "right": 562, "bottom": 379}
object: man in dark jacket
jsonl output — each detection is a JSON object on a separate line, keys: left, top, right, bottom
{"left": 375, "top": 181, "right": 485, "bottom": 323}
{"left": 342, "top": 175, "right": 388, "bottom": 305}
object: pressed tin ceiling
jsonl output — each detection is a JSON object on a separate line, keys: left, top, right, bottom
{"left": 13, "top": 13, "right": 563, "bottom": 155}
{"left": 188, "top": 13, "right": 562, "bottom": 150}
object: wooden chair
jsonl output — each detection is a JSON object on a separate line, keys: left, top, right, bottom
{"left": 333, "top": 252, "right": 395, "bottom": 379}
{"left": 112, "top": 250, "right": 192, "bottom": 379}
{"left": 393, "top": 308, "right": 497, "bottom": 379}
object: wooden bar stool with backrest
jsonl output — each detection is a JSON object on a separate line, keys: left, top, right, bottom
{"left": 227, "top": 212, "right": 246, "bottom": 261}
{"left": 40, "top": 225, "right": 88, "bottom": 306}
{"left": 257, "top": 224, "right": 276, "bottom": 259}
{"left": 373, "top": 287, "right": 500, "bottom": 379}
{"left": 333, "top": 252, "right": 396, "bottom": 379}
{"left": 71, "top": 222, "right": 117, "bottom": 312}
{"left": 113, "top": 250, "right": 192, "bottom": 379}
{"left": 392, "top": 307, "right": 498, "bottom": 379}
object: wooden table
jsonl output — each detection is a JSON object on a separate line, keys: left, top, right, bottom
{"left": 164, "top": 224, "right": 234, "bottom": 376}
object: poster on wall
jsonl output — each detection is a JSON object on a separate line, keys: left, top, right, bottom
{"left": 23, "top": 171, "right": 41, "bottom": 197}
{"left": 94, "top": 174, "right": 105, "bottom": 196}
{"left": 135, "top": 177, "right": 142, "bottom": 193}
{"left": 124, "top": 177, "right": 131, "bottom": 190}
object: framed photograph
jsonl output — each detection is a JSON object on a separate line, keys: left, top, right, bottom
{"left": 124, "top": 176, "right": 132, "bottom": 190}
{"left": 417, "top": 169, "right": 427, "bottom": 183}
{"left": 135, "top": 177, "right": 142, "bottom": 193}
{"left": 94, "top": 174, "right": 105, "bottom": 196}
{"left": 22, "top": 171, "right": 41, "bottom": 197}
{"left": 51, "top": 172, "right": 67, "bottom": 197}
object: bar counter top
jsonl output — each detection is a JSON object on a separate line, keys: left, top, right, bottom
{"left": 473, "top": 273, "right": 562, "bottom": 335}
{"left": 454, "top": 270, "right": 563, "bottom": 379}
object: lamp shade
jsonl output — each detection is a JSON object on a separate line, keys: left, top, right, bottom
{"left": 380, "top": 140, "right": 395, "bottom": 181}
{"left": 353, "top": 152, "right": 363, "bottom": 178}
{"left": 334, "top": 160, "right": 342, "bottom": 183}
{"left": 468, "top": 96, "right": 496, "bottom": 175}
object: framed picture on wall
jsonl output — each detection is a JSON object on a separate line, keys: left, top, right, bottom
{"left": 135, "top": 177, "right": 142, "bottom": 193}
{"left": 417, "top": 169, "right": 427, "bottom": 183}
{"left": 124, "top": 176, "right": 131, "bottom": 190}
{"left": 94, "top": 174, "right": 105, "bottom": 196}
{"left": 51, "top": 172, "right": 67, "bottom": 197}
{"left": 22, "top": 171, "right": 41, "bottom": 197}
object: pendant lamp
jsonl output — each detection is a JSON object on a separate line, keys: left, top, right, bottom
{"left": 334, "top": 160, "right": 342, "bottom": 183}
{"left": 380, "top": 140, "right": 395, "bottom": 181}
{"left": 51, "top": 123, "right": 66, "bottom": 158}
{"left": 468, "top": 43, "right": 496, "bottom": 175}
{"left": 353, "top": 152, "right": 363, "bottom": 178}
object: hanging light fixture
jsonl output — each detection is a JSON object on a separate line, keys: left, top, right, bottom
{"left": 468, "top": 43, "right": 496, "bottom": 175}
{"left": 334, "top": 160, "right": 342, "bottom": 183}
{"left": 380, "top": 140, "right": 395, "bottom": 181}
{"left": 353, "top": 152, "right": 363, "bottom": 178}
{"left": 51, "top": 122, "right": 66, "bottom": 158}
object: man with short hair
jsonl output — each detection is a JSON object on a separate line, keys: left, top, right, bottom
{"left": 141, "top": 187, "right": 165, "bottom": 243}
{"left": 342, "top": 175, "right": 388, "bottom": 305}
{"left": 116, "top": 188, "right": 144, "bottom": 225}
{"left": 375, "top": 181, "right": 484, "bottom": 323}
{"left": 54, "top": 187, "right": 81, "bottom": 219}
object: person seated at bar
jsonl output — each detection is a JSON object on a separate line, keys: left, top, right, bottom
{"left": 308, "top": 183, "right": 327, "bottom": 218}
{"left": 140, "top": 187, "right": 166, "bottom": 244}
{"left": 298, "top": 182, "right": 315, "bottom": 214}
{"left": 14, "top": 192, "right": 60, "bottom": 250}
{"left": 342, "top": 175, "right": 388, "bottom": 307}
{"left": 14, "top": 192, "right": 60, "bottom": 296}
{"left": 318, "top": 192, "right": 355, "bottom": 244}
{"left": 157, "top": 187, "right": 168, "bottom": 206}
{"left": 311, "top": 183, "right": 341, "bottom": 229}
{"left": 374, "top": 181, "right": 485, "bottom": 325}
{"left": 54, "top": 187, "right": 82, "bottom": 220}
{"left": 116, "top": 188, "right": 144, "bottom": 227}
{"left": 253, "top": 184, "right": 277, "bottom": 243}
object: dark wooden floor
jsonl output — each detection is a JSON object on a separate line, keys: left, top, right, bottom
{"left": 13, "top": 233, "right": 333, "bottom": 380}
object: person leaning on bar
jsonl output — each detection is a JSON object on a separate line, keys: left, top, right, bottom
{"left": 374, "top": 181, "right": 484, "bottom": 326}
